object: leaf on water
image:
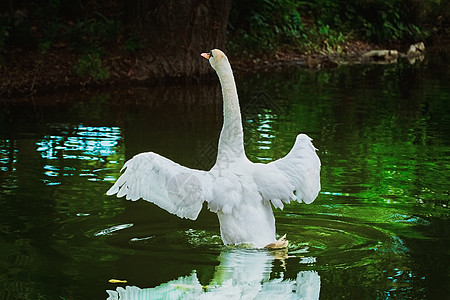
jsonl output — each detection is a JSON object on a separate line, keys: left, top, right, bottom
{"left": 109, "top": 279, "right": 127, "bottom": 284}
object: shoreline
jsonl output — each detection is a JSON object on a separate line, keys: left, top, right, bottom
{"left": 0, "top": 39, "right": 438, "bottom": 99}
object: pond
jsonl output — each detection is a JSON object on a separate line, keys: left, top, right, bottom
{"left": 0, "top": 49, "right": 449, "bottom": 299}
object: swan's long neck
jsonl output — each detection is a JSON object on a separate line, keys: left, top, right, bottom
{"left": 216, "top": 65, "right": 246, "bottom": 162}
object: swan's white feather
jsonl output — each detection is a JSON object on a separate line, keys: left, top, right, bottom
{"left": 269, "top": 134, "right": 321, "bottom": 204}
{"left": 207, "top": 173, "right": 241, "bottom": 214}
{"left": 107, "top": 152, "right": 211, "bottom": 220}
{"left": 252, "top": 162, "right": 296, "bottom": 210}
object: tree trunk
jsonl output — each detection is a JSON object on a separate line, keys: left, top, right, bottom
{"left": 125, "top": 0, "right": 231, "bottom": 81}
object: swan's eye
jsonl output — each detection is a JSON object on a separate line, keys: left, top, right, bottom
{"left": 210, "top": 50, "right": 214, "bottom": 58}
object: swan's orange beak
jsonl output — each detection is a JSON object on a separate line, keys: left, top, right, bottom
{"left": 201, "top": 52, "right": 210, "bottom": 60}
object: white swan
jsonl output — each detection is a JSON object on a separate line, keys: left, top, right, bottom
{"left": 107, "top": 49, "right": 321, "bottom": 248}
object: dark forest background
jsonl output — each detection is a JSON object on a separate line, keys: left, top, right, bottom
{"left": 0, "top": 0, "right": 448, "bottom": 95}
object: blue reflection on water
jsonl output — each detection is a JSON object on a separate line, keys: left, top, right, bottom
{"left": 35, "top": 125, "right": 122, "bottom": 185}
{"left": 37, "top": 125, "right": 121, "bottom": 160}
{"left": 0, "top": 140, "right": 17, "bottom": 172}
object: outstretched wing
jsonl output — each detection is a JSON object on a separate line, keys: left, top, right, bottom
{"left": 106, "top": 152, "right": 211, "bottom": 220}
{"left": 269, "top": 134, "right": 321, "bottom": 204}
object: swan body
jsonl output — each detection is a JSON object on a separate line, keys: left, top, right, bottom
{"left": 107, "top": 49, "right": 321, "bottom": 248}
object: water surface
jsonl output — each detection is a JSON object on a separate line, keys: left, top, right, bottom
{"left": 0, "top": 50, "right": 449, "bottom": 299}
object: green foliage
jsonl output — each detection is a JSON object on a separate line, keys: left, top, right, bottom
{"left": 303, "top": 0, "right": 429, "bottom": 43}
{"left": 0, "top": 1, "right": 123, "bottom": 59}
{"left": 124, "top": 36, "right": 144, "bottom": 53}
{"left": 73, "top": 50, "right": 110, "bottom": 80}
{"left": 65, "top": 12, "right": 121, "bottom": 51}
{"left": 0, "top": 0, "right": 447, "bottom": 68}
{"left": 0, "top": 9, "right": 36, "bottom": 50}
{"left": 228, "top": 0, "right": 306, "bottom": 54}
{"left": 228, "top": 0, "right": 441, "bottom": 54}
{"left": 35, "top": 0, "right": 63, "bottom": 53}
{"left": 306, "top": 21, "right": 347, "bottom": 53}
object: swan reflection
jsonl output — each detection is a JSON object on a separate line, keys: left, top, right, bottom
{"left": 106, "top": 249, "right": 320, "bottom": 299}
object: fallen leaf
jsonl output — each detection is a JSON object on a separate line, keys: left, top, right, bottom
{"left": 109, "top": 279, "right": 127, "bottom": 284}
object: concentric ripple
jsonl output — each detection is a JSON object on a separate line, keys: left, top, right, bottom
{"left": 277, "top": 214, "right": 405, "bottom": 269}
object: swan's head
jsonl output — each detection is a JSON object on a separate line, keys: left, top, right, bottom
{"left": 201, "top": 49, "right": 230, "bottom": 73}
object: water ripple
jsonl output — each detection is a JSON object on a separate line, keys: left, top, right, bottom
{"left": 278, "top": 214, "right": 406, "bottom": 269}
{"left": 94, "top": 223, "right": 134, "bottom": 237}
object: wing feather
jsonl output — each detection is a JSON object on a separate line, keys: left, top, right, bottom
{"left": 270, "top": 134, "right": 321, "bottom": 204}
{"left": 107, "top": 152, "right": 211, "bottom": 220}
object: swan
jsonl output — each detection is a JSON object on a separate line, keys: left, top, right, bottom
{"left": 107, "top": 49, "right": 321, "bottom": 248}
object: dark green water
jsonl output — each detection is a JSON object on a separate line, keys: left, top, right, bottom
{"left": 0, "top": 50, "right": 449, "bottom": 299}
